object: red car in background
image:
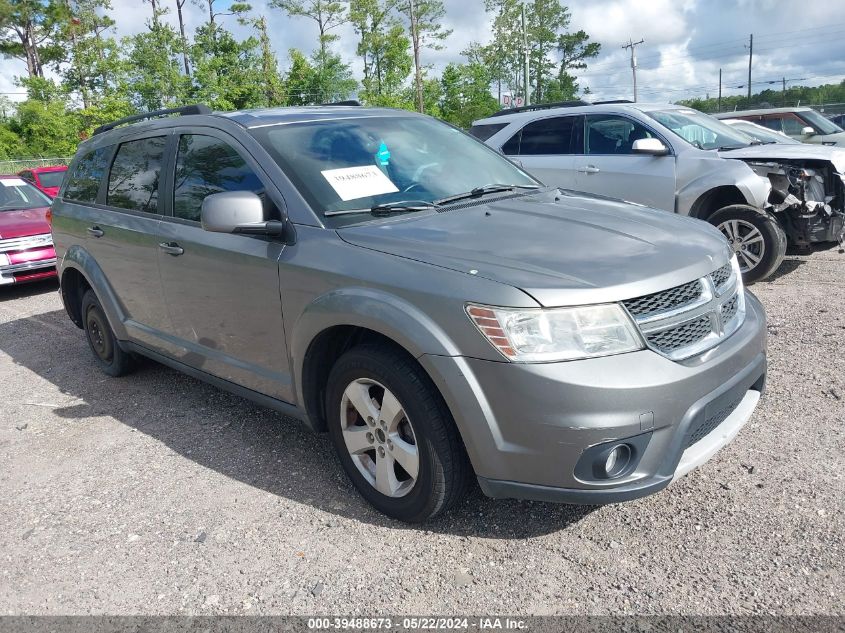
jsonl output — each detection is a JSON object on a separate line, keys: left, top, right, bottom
{"left": 18, "top": 165, "right": 68, "bottom": 198}
{"left": 0, "top": 175, "right": 57, "bottom": 286}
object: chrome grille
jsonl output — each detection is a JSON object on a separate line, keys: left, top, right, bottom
{"left": 721, "top": 293, "right": 739, "bottom": 323}
{"left": 622, "top": 279, "right": 702, "bottom": 319}
{"left": 645, "top": 315, "right": 712, "bottom": 354}
{"left": 623, "top": 261, "right": 745, "bottom": 361}
{"left": 0, "top": 233, "right": 53, "bottom": 253}
{"left": 711, "top": 263, "right": 732, "bottom": 293}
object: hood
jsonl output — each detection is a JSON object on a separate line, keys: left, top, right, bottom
{"left": 337, "top": 190, "right": 732, "bottom": 307}
{"left": 0, "top": 206, "right": 51, "bottom": 239}
{"left": 720, "top": 143, "right": 845, "bottom": 172}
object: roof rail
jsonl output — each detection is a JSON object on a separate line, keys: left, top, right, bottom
{"left": 321, "top": 100, "right": 361, "bottom": 106}
{"left": 92, "top": 104, "right": 212, "bottom": 136}
{"left": 487, "top": 99, "right": 591, "bottom": 118}
{"left": 592, "top": 99, "right": 634, "bottom": 105}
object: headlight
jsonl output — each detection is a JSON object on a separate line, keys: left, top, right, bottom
{"left": 466, "top": 303, "right": 644, "bottom": 362}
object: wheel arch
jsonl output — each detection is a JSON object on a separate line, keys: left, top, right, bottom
{"left": 688, "top": 185, "right": 750, "bottom": 220}
{"left": 292, "top": 288, "right": 463, "bottom": 433}
{"left": 59, "top": 245, "right": 128, "bottom": 339}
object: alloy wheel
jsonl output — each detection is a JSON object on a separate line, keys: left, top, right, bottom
{"left": 339, "top": 378, "right": 419, "bottom": 498}
{"left": 717, "top": 218, "right": 766, "bottom": 273}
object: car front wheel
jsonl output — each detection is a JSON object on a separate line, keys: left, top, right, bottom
{"left": 708, "top": 205, "right": 787, "bottom": 283}
{"left": 326, "top": 344, "right": 471, "bottom": 522}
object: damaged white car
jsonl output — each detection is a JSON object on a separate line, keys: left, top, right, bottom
{"left": 473, "top": 102, "right": 845, "bottom": 282}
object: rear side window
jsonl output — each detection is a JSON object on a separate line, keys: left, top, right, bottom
{"left": 504, "top": 116, "right": 581, "bottom": 155}
{"left": 64, "top": 147, "right": 110, "bottom": 203}
{"left": 468, "top": 122, "right": 508, "bottom": 141}
{"left": 107, "top": 136, "right": 167, "bottom": 213}
{"left": 172, "top": 135, "right": 263, "bottom": 222}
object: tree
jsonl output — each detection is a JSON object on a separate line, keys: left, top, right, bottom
{"left": 270, "top": 0, "right": 348, "bottom": 61}
{"left": 439, "top": 61, "right": 498, "bottom": 128}
{"left": 190, "top": 22, "right": 264, "bottom": 110}
{"left": 174, "top": 0, "right": 190, "bottom": 76}
{"left": 400, "top": 0, "right": 450, "bottom": 113}
{"left": 58, "top": 0, "right": 120, "bottom": 109}
{"left": 350, "top": 0, "right": 411, "bottom": 102}
{"left": 233, "top": 3, "right": 284, "bottom": 106}
{"left": 0, "top": 0, "right": 65, "bottom": 78}
{"left": 122, "top": 7, "right": 189, "bottom": 110}
{"left": 543, "top": 29, "right": 599, "bottom": 102}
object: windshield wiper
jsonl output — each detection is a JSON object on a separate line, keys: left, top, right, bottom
{"left": 716, "top": 145, "right": 749, "bottom": 151}
{"left": 324, "top": 200, "right": 439, "bottom": 217}
{"left": 435, "top": 183, "right": 541, "bottom": 206}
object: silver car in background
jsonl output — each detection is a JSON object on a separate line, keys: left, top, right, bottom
{"left": 473, "top": 102, "right": 845, "bottom": 281}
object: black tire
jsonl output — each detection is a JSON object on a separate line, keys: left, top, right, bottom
{"left": 707, "top": 205, "right": 787, "bottom": 283}
{"left": 326, "top": 344, "right": 472, "bottom": 522}
{"left": 81, "top": 289, "right": 135, "bottom": 377}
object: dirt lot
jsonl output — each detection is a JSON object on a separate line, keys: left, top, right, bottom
{"left": 0, "top": 247, "right": 843, "bottom": 616}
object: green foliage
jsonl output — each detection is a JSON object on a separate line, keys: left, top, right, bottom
{"left": 189, "top": 22, "right": 265, "bottom": 110}
{"left": 351, "top": 0, "right": 412, "bottom": 101}
{"left": 0, "top": 0, "right": 602, "bottom": 158}
{"left": 439, "top": 62, "right": 499, "bottom": 128}
{"left": 400, "top": 0, "right": 451, "bottom": 112}
{"left": 678, "top": 80, "right": 845, "bottom": 113}
{"left": 121, "top": 10, "right": 190, "bottom": 110}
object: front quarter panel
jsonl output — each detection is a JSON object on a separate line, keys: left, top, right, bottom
{"left": 676, "top": 154, "right": 770, "bottom": 216}
{"left": 283, "top": 223, "right": 538, "bottom": 411}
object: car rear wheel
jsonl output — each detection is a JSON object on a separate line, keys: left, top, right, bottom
{"left": 708, "top": 205, "right": 787, "bottom": 283}
{"left": 81, "top": 289, "right": 135, "bottom": 377}
{"left": 325, "top": 344, "right": 471, "bottom": 522}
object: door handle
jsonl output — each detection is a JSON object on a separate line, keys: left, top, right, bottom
{"left": 158, "top": 242, "right": 184, "bottom": 256}
{"left": 87, "top": 226, "right": 104, "bottom": 238}
{"left": 578, "top": 165, "right": 601, "bottom": 174}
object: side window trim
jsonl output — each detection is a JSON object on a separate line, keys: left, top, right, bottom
{"left": 163, "top": 125, "right": 284, "bottom": 226}
{"left": 103, "top": 135, "right": 169, "bottom": 215}
{"left": 510, "top": 114, "right": 580, "bottom": 156}
{"left": 583, "top": 113, "right": 669, "bottom": 156}
{"left": 94, "top": 144, "right": 118, "bottom": 205}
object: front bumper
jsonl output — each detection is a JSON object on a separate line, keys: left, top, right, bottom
{"left": 419, "top": 292, "right": 767, "bottom": 504}
{"left": 0, "top": 245, "right": 57, "bottom": 285}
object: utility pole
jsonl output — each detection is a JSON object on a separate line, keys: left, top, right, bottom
{"left": 718, "top": 68, "right": 722, "bottom": 112}
{"left": 782, "top": 76, "right": 786, "bottom": 106}
{"left": 622, "top": 38, "right": 645, "bottom": 102}
{"left": 746, "top": 33, "right": 753, "bottom": 106}
{"left": 522, "top": 2, "right": 530, "bottom": 106}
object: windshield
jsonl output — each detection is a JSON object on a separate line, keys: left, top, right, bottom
{"left": 647, "top": 109, "right": 752, "bottom": 150}
{"left": 799, "top": 109, "right": 844, "bottom": 135}
{"left": 0, "top": 178, "right": 52, "bottom": 211}
{"left": 36, "top": 169, "right": 67, "bottom": 188}
{"left": 727, "top": 121, "right": 800, "bottom": 144}
{"left": 251, "top": 115, "right": 538, "bottom": 217}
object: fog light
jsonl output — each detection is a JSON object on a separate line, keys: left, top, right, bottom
{"left": 604, "top": 444, "right": 631, "bottom": 478}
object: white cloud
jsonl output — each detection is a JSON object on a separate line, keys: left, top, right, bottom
{"left": 2, "top": 0, "right": 844, "bottom": 106}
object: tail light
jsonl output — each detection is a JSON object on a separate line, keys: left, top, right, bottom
{"left": 45, "top": 208, "right": 52, "bottom": 226}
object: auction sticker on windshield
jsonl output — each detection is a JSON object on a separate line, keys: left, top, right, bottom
{"left": 0, "top": 178, "right": 27, "bottom": 187}
{"left": 322, "top": 165, "right": 399, "bottom": 201}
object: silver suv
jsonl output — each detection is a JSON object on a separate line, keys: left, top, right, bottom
{"left": 473, "top": 101, "right": 845, "bottom": 282}
{"left": 52, "top": 104, "right": 767, "bottom": 522}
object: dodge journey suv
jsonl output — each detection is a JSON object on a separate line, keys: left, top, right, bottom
{"left": 52, "top": 104, "right": 767, "bottom": 522}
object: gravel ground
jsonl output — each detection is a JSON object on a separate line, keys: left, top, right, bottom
{"left": 0, "top": 247, "right": 843, "bottom": 616}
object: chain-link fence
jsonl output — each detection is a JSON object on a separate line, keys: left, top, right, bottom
{"left": 0, "top": 157, "right": 72, "bottom": 174}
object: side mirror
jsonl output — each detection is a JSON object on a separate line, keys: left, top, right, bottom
{"left": 201, "top": 191, "right": 284, "bottom": 236}
{"left": 632, "top": 138, "right": 669, "bottom": 156}
{"left": 801, "top": 126, "right": 815, "bottom": 136}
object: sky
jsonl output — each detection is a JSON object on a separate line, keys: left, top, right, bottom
{"left": 2, "top": 0, "right": 845, "bottom": 106}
